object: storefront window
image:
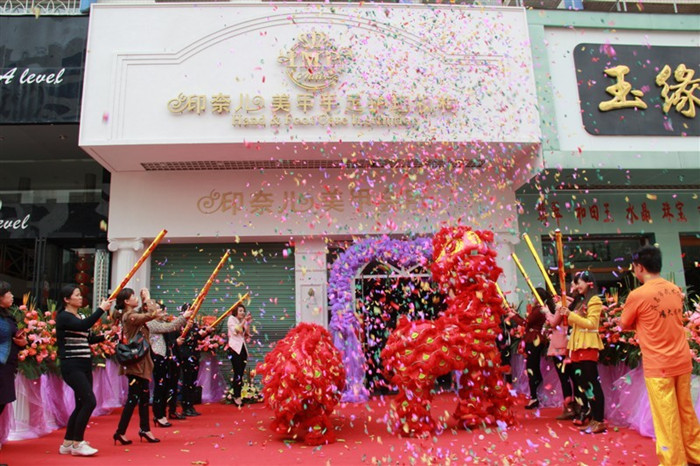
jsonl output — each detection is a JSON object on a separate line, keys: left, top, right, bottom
{"left": 680, "top": 233, "right": 700, "bottom": 303}
{"left": 541, "top": 233, "right": 653, "bottom": 295}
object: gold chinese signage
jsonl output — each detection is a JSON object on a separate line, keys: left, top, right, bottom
{"left": 574, "top": 43, "right": 699, "bottom": 136}
{"left": 166, "top": 30, "right": 457, "bottom": 130}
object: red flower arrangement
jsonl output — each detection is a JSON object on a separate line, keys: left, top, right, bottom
{"left": 597, "top": 291, "right": 642, "bottom": 368}
{"left": 12, "top": 293, "right": 59, "bottom": 379}
{"left": 195, "top": 315, "right": 228, "bottom": 355}
{"left": 685, "top": 303, "right": 700, "bottom": 375}
{"left": 85, "top": 317, "right": 118, "bottom": 368}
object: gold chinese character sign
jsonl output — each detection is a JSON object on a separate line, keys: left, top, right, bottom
{"left": 574, "top": 43, "right": 699, "bottom": 136}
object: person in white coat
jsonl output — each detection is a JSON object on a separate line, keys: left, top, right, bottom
{"left": 226, "top": 304, "right": 252, "bottom": 407}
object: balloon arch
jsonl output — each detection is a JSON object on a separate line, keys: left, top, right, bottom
{"left": 328, "top": 236, "right": 433, "bottom": 402}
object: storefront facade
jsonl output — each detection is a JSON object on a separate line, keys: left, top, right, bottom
{"left": 79, "top": 3, "right": 541, "bottom": 360}
{"left": 514, "top": 12, "right": 699, "bottom": 303}
{"left": 0, "top": 15, "right": 110, "bottom": 308}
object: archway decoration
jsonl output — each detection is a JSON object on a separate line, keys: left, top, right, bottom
{"left": 328, "top": 236, "right": 433, "bottom": 402}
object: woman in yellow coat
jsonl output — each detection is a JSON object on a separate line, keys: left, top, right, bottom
{"left": 556, "top": 271, "right": 606, "bottom": 434}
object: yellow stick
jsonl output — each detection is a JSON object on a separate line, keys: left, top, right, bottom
{"left": 210, "top": 292, "right": 251, "bottom": 328}
{"left": 522, "top": 233, "right": 557, "bottom": 298}
{"left": 494, "top": 283, "right": 510, "bottom": 310}
{"left": 180, "top": 250, "right": 231, "bottom": 339}
{"left": 511, "top": 252, "right": 545, "bottom": 307}
{"left": 108, "top": 229, "right": 167, "bottom": 301}
{"left": 554, "top": 229, "right": 567, "bottom": 304}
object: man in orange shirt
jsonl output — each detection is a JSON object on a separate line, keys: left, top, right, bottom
{"left": 621, "top": 245, "right": 700, "bottom": 466}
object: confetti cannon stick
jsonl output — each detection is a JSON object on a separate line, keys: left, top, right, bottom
{"left": 210, "top": 292, "right": 251, "bottom": 328}
{"left": 511, "top": 252, "right": 545, "bottom": 307}
{"left": 108, "top": 229, "right": 167, "bottom": 301}
{"left": 522, "top": 233, "right": 558, "bottom": 298}
{"left": 494, "top": 282, "right": 511, "bottom": 310}
{"left": 554, "top": 229, "right": 568, "bottom": 303}
{"left": 180, "top": 249, "right": 231, "bottom": 339}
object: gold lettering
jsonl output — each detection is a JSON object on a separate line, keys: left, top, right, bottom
{"left": 271, "top": 94, "right": 291, "bottom": 113}
{"left": 297, "top": 94, "right": 314, "bottom": 113}
{"left": 210, "top": 93, "right": 231, "bottom": 114}
{"left": 656, "top": 64, "right": 699, "bottom": 118}
{"left": 168, "top": 93, "right": 206, "bottom": 114}
{"left": 598, "top": 65, "right": 647, "bottom": 112}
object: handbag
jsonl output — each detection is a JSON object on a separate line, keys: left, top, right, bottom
{"left": 115, "top": 326, "right": 150, "bottom": 365}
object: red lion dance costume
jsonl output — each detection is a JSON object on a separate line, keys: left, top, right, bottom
{"left": 255, "top": 323, "right": 346, "bottom": 445}
{"left": 381, "top": 226, "right": 515, "bottom": 436}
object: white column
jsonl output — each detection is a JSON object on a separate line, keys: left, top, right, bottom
{"left": 494, "top": 232, "right": 519, "bottom": 306}
{"left": 294, "top": 237, "right": 328, "bottom": 327}
{"left": 108, "top": 238, "right": 151, "bottom": 296}
{"left": 652, "top": 231, "right": 687, "bottom": 290}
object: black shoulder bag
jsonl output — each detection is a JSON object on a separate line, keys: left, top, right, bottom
{"left": 115, "top": 325, "right": 149, "bottom": 365}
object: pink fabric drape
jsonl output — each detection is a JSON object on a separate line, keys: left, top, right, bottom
{"left": 9, "top": 375, "right": 52, "bottom": 440}
{"left": 510, "top": 353, "right": 564, "bottom": 408}
{"left": 39, "top": 373, "right": 72, "bottom": 428}
{"left": 196, "top": 353, "right": 226, "bottom": 404}
{"left": 0, "top": 402, "right": 12, "bottom": 444}
{"left": 94, "top": 361, "right": 127, "bottom": 415}
{"left": 512, "top": 355, "right": 700, "bottom": 439}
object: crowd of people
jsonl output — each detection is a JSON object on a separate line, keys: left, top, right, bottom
{"left": 1, "top": 244, "right": 698, "bottom": 465}
{"left": 0, "top": 282, "right": 253, "bottom": 456}
{"left": 503, "top": 245, "right": 699, "bottom": 464}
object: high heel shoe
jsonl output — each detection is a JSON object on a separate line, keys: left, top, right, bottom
{"left": 138, "top": 430, "right": 160, "bottom": 443}
{"left": 524, "top": 399, "right": 539, "bottom": 410}
{"left": 153, "top": 417, "right": 172, "bottom": 428}
{"left": 113, "top": 433, "right": 132, "bottom": 445}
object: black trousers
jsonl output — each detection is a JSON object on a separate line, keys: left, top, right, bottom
{"left": 499, "top": 346, "right": 512, "bottom": 384}
{"left": 60, "top": 359, "right": 97, "bottom": 442}
{"left": 552, "top": 355, "right": 574, "bottom": 399}
{"left": 571, "top": 360, "right": 605, "bottom": 422}
{"left": 152, "top": 354, "right": 169, "bottom": 419}
{"left": 167, "top": 357, "right": 180, "bottom": 414}
{"left": 525, "top": 342, "right": 544, "bottom": 400}
{"left": 228, "top": 346, "right": 248, "bottom": 399}
{"left": 181, "top": 354, "right": 200, "bottom": 410}
{"left": 117, "top": 375, "right": 150, "bottom": 434}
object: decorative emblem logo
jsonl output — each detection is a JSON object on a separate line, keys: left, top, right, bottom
{"left": 278, "top": 31, "right": 351, "bottom": 91}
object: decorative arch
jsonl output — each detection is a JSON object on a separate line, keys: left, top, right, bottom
{"left": 328, "top": 236, "right": 433, "bottom": 402}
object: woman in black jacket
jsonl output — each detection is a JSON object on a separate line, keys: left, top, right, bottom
{"left": 56, "top": 284, "right": 113, "bottom": 457}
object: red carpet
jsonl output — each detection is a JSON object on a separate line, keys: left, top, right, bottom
{"left": 0, "top": 393, "right": 657, "bottom": 465}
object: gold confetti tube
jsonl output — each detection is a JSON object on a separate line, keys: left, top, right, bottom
{"left": 511, "top": 252, "right": 545, "bottom": 307}
{"left": 554, "top": 229, "right": 567, "bottom": 304}
{"left": 522, "top": 233, "right": 558, "bottom": 298}
{"left": 494, "top": 282, "right": 510, "bottom": 310}
{"left": 180, "top": 249, "right": 231, "bottom": 339}
{"left": 108, "top": 229, "right": 167, "bottom": 301}
{"left": 210, "top": 292, "right": 251, "bottom": 328}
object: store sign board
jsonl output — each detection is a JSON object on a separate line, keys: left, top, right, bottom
{"left": 0, "top": 200, "right": 106, "bottom": 239}
{"left": 0, "top": 16, "right": 88, "bottom": 124}
{"left": 106, "top": 169, "right": 520, "bottom": 240}
{"left": 574, "top": 43, "right": 700, "bottom": 136}
{"left": 80, "top": 4, "right": 540, "bottom": 169}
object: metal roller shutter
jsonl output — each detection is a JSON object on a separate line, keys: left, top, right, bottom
{"left": 149, "top": 243, "right": 295, "bottom": 379}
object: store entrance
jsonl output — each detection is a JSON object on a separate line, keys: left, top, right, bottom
{"left": 355, "top": 260, "right": 446, "bottom": 394}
